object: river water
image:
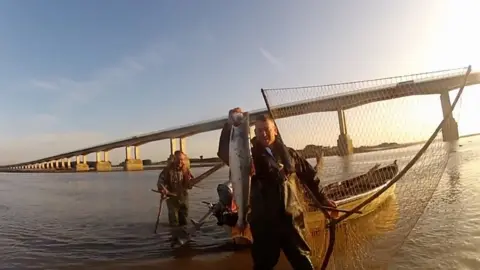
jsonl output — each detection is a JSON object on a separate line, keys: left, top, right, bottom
{"left": 0, "top": 135, "right": 479, "bottom": 270}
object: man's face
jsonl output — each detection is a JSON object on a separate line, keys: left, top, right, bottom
{"left": 174, "top": 153, "right": 187, "bottom": 169}
{"left": 255, "top": 119, "right": 277, "bottom": 147}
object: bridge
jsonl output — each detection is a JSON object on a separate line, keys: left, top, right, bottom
{"left": 2, "top": 68, "right": 479, "bottom": 173}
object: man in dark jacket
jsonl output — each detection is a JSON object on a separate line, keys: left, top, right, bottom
{"left": 217, "top": 108, "right": 337, "bottom": 270}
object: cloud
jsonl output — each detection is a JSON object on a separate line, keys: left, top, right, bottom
{"left": 28, "top": 40, "right": 175, "bottom": 114}
{"left": 31, "top": 80, "right": 59, "bottom": 91}
{"left": 259, "top": 47, "right": 286, "bottom": 72}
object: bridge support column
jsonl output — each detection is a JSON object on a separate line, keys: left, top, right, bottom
{"left": 95, "top": 151, "right": 112, "bottom": 172}
{"left": 75, "top": 155, "right": 89, "bottom": 172}
{"left": 179, "top": 137, "right": 190, "bottom": 168}
{"left": 169, "top": 137, "right": 189, "bottom": 163}
{"left": 440, "top": 92, "right": 459, "bottom": 142}
{"left": 179, "top": 137, "right": 187, "bottom": 153}
{"left": 169, "top": 138, "right": 176, "bottom": 156}
{"left": 124, "top": 146, "right": 143, "bottom": 171}
{"left": 67, "top": 158, "right": 71, "bottom": 169}
{"left": 336, "top": 109, "right": 353, "bottom": 156}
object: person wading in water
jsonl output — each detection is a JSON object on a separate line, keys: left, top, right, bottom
{"left": 157, "top": 150, "right": 195, "bottom": 244}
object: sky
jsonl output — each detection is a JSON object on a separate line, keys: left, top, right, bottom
{"left": 0, "top": 0, "right": 480, "bottom": 165}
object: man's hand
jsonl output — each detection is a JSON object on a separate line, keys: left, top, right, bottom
{"left": 228, "top": 107, "right": 243, "bottom": 124}
{"left": 184, "top": 169, "right": 195, "bottom": 189}
{"left": 249, "top": 160, "right": 255, "bottom": 177}
{"left": 229, "top": 107, "right": 243, "bottom": 115}
{"left": 326, "top": 199, "right": 339, "bottom": 219}
{"left": 156, "top": 185, "right": 167, "bottom": 197}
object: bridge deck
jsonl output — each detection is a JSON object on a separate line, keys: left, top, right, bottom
{"left": 5, "top": 70, "right": 480, "bottom": 167}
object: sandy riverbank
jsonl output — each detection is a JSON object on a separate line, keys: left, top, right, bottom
{"left": 64, "top": 250, "right": 294, "bottom": 270}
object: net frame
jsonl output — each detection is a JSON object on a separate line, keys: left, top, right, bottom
{"left": 260, "top": 66, "right": 472, "bottom": 269}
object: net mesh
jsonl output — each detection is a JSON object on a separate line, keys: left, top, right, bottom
{"left": 260, "top": 67, "right": 471, "bottom": 269}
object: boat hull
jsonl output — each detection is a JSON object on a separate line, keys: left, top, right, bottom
{"left": 229, "top": 161, "right": 399, "bottom": 244}
{"left": 229, "top": 183, "right": 396, "bottom": 244}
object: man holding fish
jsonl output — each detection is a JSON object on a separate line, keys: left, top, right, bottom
{"left": 218, "top": 107, "right": 338, "bottom": 270}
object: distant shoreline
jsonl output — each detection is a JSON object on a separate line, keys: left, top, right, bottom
{"left": 3, "top": 133, "right": 477, "bottom": 173}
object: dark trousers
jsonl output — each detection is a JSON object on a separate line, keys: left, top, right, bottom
{"left": 166, "top": 197, "right": 189, "bottom": 227}
{"left": 251, "top": 226, "right": 314, "bottom": 270}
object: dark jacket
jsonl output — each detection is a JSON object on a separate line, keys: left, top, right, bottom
{"left": 157, "top": 165, "right": 194, "bottom": 200}
{"left": 217, "top": 122, "right": 330, "bottom": 220}
{"left": 217, "top": 122, "right": 232, "bottom": 166}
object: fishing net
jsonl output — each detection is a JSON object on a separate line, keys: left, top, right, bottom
{"left": 260, "top": 66, "right": 473, "bottom": 269}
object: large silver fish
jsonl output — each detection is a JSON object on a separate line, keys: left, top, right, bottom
{"left": 228, "top": 111, "right": 252, "bottom": 230}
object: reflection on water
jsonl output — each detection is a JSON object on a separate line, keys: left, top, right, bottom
{"left": 306, "top": 192, "right": 400, "bottom": 269}
{"left": 339, "top": 155, "right": 353, "bottom": 176}
{"left": 445, "top": 150, "right": 461, "bottom": 205}
{"left": 0, "top": 136, "right": 479, "bottom": 269}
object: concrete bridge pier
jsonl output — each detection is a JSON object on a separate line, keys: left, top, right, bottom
{"left": 440, "top": 92, "right": 459, "bottom": 142}
{"left": 336, "top": 109, "right": 354, "bottom": 156}
{"left": 169, "top": 137, "right": 189, "bottom": 165}
{"left": 95, "top": 151, "right": 112, "bottom": 172}
{"left": 179, "top": 137, "right": 188, "bottom": 167}
{"left": 169, "top": 138, "right": 176, "bottom": 156}
{"left": 75, "top": 155, "right": 89, "bottom": 172}
{"left": 179, "top": 137, "right": 186, "bottom": 153}
{"left": 170, "top": 137, "right": 187, "bottom": 153}
{"left": 123, "top": 146, "right": 143, "bottom": 171}
{"left": 57, "top": 158, "right": 70, "bottom": 170}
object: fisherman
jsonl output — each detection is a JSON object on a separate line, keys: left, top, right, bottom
{"left": 218, "top": 107, "right": 338, "bottom": 270}
{"left": 157, "top": 150, "right": 195, "bottom": 230}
